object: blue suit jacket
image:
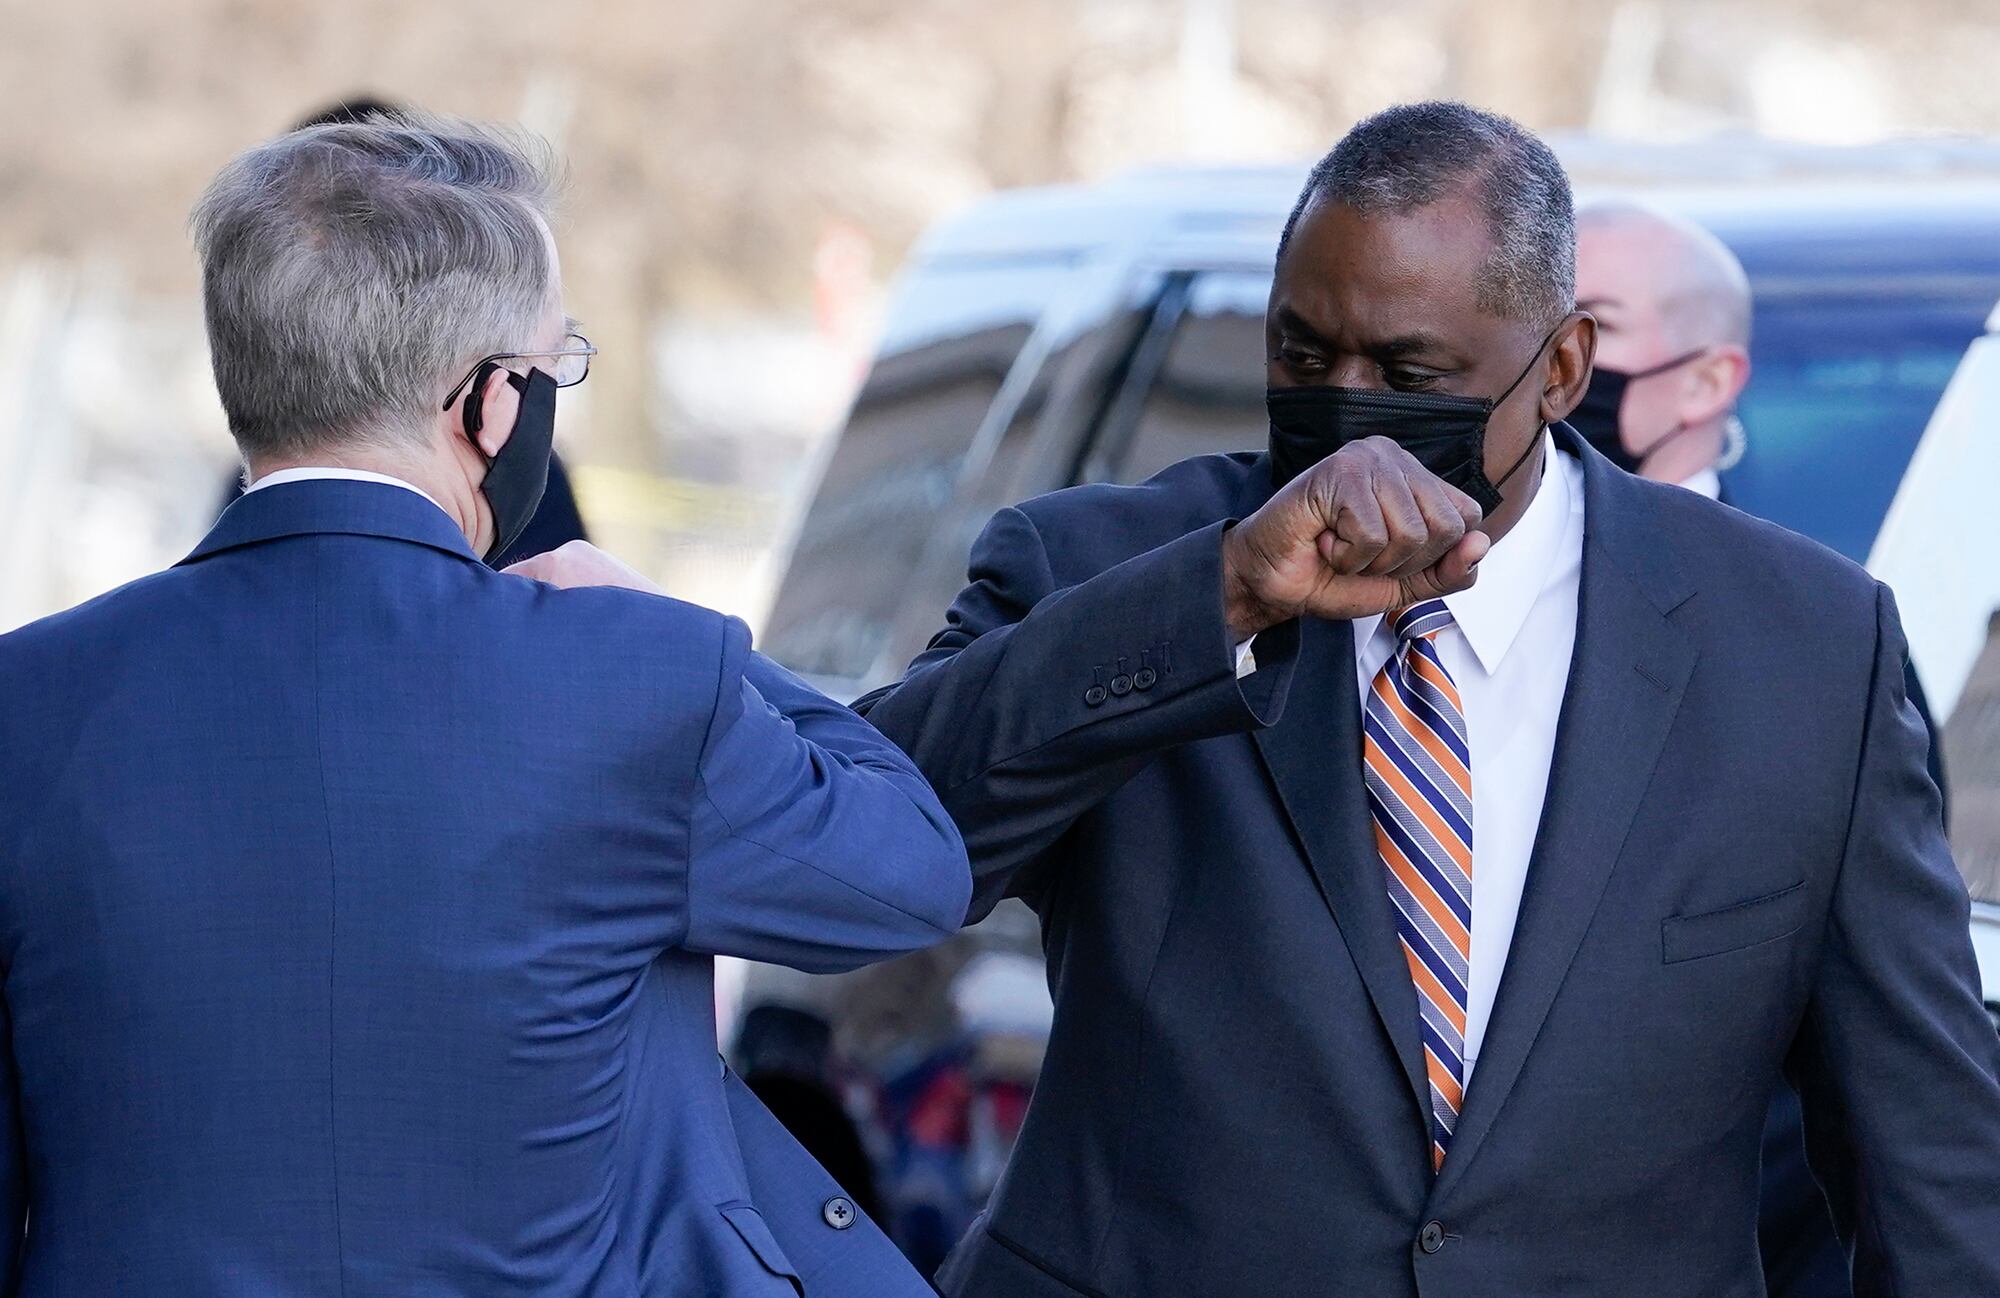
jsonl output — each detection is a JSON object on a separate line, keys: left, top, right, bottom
{"left": 0, "top": 480, "right": 968, "bottom": 1296}
{"left": 857, "top": 429, "right": 2000, "bottom": 1298}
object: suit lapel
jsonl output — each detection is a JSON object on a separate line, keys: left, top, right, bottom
{"left": 1238, "top": 465, "right": 1432, "bottom": 1122}
{"left": 1431, "top": 432, "right": 1697, "bottom": 1202}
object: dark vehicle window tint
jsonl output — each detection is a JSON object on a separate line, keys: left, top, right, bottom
{"left": 763, "top": 261, "right": 1070, "bottom": 682}
{"left": 1108, "top": 271, "right": 1269, "bottom": 485}
{"left": 1725, "top": 297, "right": 1979, "bottom": 563}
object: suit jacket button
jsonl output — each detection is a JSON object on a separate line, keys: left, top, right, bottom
{"left": 1084, "top": 685, "right": 1109, "bottom": 707}
{"left": 1419, "top": 1221, "right": 1446, "bottom": 1254}
{"left": 1109, "top": 674, "right": 1133, "bottom": 697}
{"left": 823, "top": 1196, "right": 856, "bottom": 1230}
{"left": 1133, "top": 667, "right": 1157, "bottom": 691}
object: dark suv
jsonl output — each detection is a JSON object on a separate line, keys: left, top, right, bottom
{"left": 763, "top": 150, "right": 2000, "bottom": 1023}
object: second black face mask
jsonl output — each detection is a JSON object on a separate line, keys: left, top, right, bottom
{"left": 1265, "top": 329, "right": 1555, "bottom": 513}
{"left": 1568, "top": 349, "right": 1709, "bottom": 475}
{"left": 462, "top": 362, "right": 557, "bottom": 565}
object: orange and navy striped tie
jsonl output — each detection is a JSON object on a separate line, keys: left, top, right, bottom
{"left": 1362, "top": 599, "right": 1471, "bottom": 1173}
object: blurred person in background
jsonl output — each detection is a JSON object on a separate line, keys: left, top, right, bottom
{"left": 212, "top": 95, "right": 593, "bottom": 570}
{"left": 1569, "top": 199, "right": 1752, "bottom": 498}
{"left": 873, "top": 950, "right": 1050, "bottom": 1277}
{"left": 0, "top": 115, "right": 970, "bottom": 1296}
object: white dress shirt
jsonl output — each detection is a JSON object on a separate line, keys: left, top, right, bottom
{"left": 1350, "top": 433, "right": 1584, "bottom": 1081}
{"left": 246, "top": 466, "right": 448, "bottom": 516}
{"left": 1677, "top": 466, "right": 1721, "bottom": 500}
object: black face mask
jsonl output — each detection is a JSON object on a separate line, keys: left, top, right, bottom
{"left": 1568, "top": 349, "right": 1707, "bottom": 475}
{"left": 461, "top": 362, "right": 557, "bottom": 564}
{"left": 1266, "top": 328, "right": 1558, "bottom": 513}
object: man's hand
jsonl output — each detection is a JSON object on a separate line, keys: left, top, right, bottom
{"left": 503, "top": 540, "right": 666, "bottom": 597}
{"left": 1222, "top": 437, "right": 1489, "bottom": 640}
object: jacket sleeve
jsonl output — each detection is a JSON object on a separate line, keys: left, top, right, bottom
{"left": 682, "top": 617, "right": 971, "bottom": 974}
{"left": 1788, "top": 583, "right": 2000, "bottom": 1295}
{"left": 854, "top": 505, "right": 1299, "bottom": 920}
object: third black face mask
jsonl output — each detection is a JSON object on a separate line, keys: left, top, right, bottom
{"left": 461, "top": 362, "right": 557, "bottom": 565}
{"left": 1568, "top": 348, "right": 1707, "bottom": 475}
{"left": 1265, "top": 327, "right": 1558, "bottom": 513}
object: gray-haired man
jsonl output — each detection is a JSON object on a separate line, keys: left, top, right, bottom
{"left": 0, "top": 116, "right": 968, "bottom": 1295}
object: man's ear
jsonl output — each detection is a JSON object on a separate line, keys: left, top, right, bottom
{"left": 1540, "top": 310, "right": 1597, "bottom": 425}
{"left": 469, "top": 366, "right": 522, "bottom": 461}
{"left": 1684, "top": 345, "right": 1751, "bottom": 425}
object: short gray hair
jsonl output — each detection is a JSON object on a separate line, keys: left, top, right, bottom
{"left": 1279, "top": 102, "right": 1575, "bottom": 328}
{"left": 191, "top": 116, "right": 558, "bottom": 459}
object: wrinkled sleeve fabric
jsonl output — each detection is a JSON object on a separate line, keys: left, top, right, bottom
{"left": 856, "top": 506, "right": 1298, "bottom": 920}
{"left": 684, "top": 618, "right": 970, "bottom": 973}
{"left": 1788, "top": 583, "right": 2000, "bottom": 1296}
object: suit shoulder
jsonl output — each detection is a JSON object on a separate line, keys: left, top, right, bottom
{"left": 1006, "top": 452, "right": 1261, "bottom": 570}
{"left": 1636, "top": 478, "right": 1880, "bottom": 632}
{"left": 497, "top": 575, "right": 746, "bottom": 676}
{"left": 0, "top": 566, "right": 196, "bottom": 673}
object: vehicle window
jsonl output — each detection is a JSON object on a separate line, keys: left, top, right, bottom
{"left": 762, "top": 260, "right": 1071, "bottom": 683}
{"left": 1098, "top": 271, "right": 1270, "bottom": 486}
{"left": 1725, "top": 295, "right": 1979, "bottom": 564}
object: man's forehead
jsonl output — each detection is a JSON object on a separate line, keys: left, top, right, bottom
{"left": 1575, "top": 219, "right": 1664, "bottom": 301}
{"left": 1275, "top": 193, "right": 1515, "bottom": 343}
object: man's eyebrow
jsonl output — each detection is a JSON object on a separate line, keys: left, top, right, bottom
{"left": 1274, "top": 305, "right": 1333, "bottom": 347}
{"left": 1371, "top": 331, "right": 1455, "bottom": 361}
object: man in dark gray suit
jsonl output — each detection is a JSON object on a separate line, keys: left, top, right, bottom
{"left": 853, "top": 103, "right": 2000, "bottom": 1296}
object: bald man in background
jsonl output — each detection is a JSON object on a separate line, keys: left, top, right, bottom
{"left": 1571, "top": 200, "right": 1752, "bottom": 497}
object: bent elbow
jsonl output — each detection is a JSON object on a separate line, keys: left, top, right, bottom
{"left": 894, "top": 814, "right": 972, "bottom": 939}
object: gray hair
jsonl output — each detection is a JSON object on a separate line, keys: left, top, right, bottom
{"left": 191, "top": 115, "right": 558, "bottom": 460}
{"left": 1279, "top": 102, "right": 1575, "bottom": 328}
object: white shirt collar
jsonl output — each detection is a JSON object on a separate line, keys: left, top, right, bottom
{"left": 245, "top": 466, "right": 447, "bottom": 516}
{"left": 1677, "top": 467, "right": 1722, "bottom": 500}
{"left": 1437, "top": 429, "right": 1577, "bottom": 676}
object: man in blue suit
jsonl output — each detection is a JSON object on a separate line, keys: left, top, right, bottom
{"left": 850, "top": 105, "right": 2000, "bottom": 1294}
{"left": 0, "top": 117, "right": 969, "bottom": 1295}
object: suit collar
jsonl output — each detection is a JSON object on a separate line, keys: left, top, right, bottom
{"left": 178, "top": 478, "right": 481, "bottom": 567}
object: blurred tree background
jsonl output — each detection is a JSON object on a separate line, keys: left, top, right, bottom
{"left": 3, "top": 0, "right": 1998, "bottom": 626}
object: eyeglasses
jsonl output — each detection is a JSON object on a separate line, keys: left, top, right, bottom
{"left": 441, "top": 332, "right": 596, "bottom": 411}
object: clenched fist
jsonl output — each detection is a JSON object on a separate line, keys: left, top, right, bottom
{"left": 503, "top": 540, "right": 666, "bottom": 597}
{"left": 1222, "top": 436, "right": 1490, "bottom": 640}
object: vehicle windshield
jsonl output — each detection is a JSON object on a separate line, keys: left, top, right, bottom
{"left": 1726, "top": 296, "right": 1975, "bottom": 563}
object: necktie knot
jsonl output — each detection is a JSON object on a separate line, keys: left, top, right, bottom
{"left": 1391, "top": 599, "right": 1454, "bottom": 643}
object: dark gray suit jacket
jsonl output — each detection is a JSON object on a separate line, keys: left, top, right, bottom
{"left": 856, "top": 430, "right": 2000, "bottom": 1298}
